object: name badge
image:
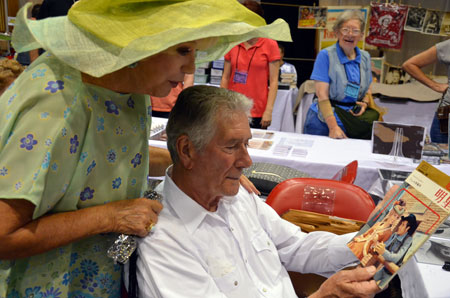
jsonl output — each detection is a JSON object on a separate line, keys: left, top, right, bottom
{"left": 233, "top": 70, "right": 248, "bottom": 84}
{"left": 344, "top": 82, "right": 360, "bottom": 99}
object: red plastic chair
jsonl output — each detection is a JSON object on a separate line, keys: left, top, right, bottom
{"left": 331, "top": 160, "right": 358, "bottom": 184}
{"left": 265, "top": 177, "right": 375, "bottom": 222}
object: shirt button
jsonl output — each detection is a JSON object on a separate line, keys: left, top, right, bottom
{"left": 230, "top": 227, "right": 234, "bottom": 231}
{"left": 267, "top": 241, "right": 270, "bottom": 246}
{"left": 263, "top": 288, "right": 267, "bottom": 292}
{"left": 234, "top": 281, "right": 238, "bottom": 286}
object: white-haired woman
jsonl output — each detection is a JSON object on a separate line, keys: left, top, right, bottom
{"left": 0, "top": 0, "right": 290, "bottom": 297}
{"left": 304, "top": 10, "right": 382, "bottom": 139}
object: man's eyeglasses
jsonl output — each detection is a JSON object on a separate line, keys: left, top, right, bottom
{"left": 340, "top": 28, "right": 361, "bottom": 35}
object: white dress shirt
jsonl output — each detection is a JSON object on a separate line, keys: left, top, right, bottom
{"left": 137, "top": 171, "right": 358, "bottom": 298}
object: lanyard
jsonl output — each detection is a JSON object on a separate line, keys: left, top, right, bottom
{"left": 236, "top": 45, "right": 258, "bottom": 74}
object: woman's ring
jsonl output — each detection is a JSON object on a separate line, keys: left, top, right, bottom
{"left": 147, "top": 223, "right": 155, "bottom": 232}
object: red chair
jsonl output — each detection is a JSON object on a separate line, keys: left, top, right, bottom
{"left": 331, "top": 160, "right": 358, "bottom": 184}
{"left": 265, "top": 177, "right": 375, "bottom": 222}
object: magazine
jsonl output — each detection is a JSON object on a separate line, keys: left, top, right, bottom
{"left": 347, "top": 161, "right": 450, "bottom": 289}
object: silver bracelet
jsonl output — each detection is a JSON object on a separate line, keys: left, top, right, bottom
{"left": 107, "top": 190, "right": 163, "bottom": 264}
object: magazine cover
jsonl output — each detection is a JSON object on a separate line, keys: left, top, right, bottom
{"left": 347, "top": 161, "right": 450, "bottom": 289}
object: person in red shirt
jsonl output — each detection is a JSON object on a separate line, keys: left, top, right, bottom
{"left": 151, "top": 74, "right": 194, "bottom": 118}
{"left": 220, "top": 0, "right": 280, "bottom": 129}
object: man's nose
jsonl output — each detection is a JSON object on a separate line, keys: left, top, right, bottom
{"left": 236, "top": 145, "right": 252, "bottom": 169}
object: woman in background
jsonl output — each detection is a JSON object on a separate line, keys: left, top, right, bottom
{"left": 403, "top": 39, "right": 450, "bottom": 144}
{"left": 304, "top": 10, "right": 381, "bottom": 139}
{"left": 221, "top": 0, "right": 281, "bottom": 129}
{"left": 151, "top": 74, "right": 194, "bottom": 118}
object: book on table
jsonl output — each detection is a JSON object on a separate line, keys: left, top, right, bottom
{"left": 347, "top": 161, "right": 450, "bottom": 289}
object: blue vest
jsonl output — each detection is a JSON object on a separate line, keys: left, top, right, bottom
{"left": 325, "top": 44, "right": 372, "bottom": 102}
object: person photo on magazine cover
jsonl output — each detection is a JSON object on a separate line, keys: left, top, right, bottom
{"left": 372, "top": 214, "right": 418, "bottom": 286}
{"left": 348, "top": 201, "right": 405, "bottom": 259}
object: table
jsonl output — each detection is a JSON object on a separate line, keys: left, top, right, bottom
{"left": 150, "top": 122, "right": 450, "bottom": 191}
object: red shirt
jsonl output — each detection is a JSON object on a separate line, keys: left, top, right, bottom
{"left": 224, "top": 38, "right": 280, "bottom": 117}
{"left": 151, "top": 83, "right": 183, "bottom": 112}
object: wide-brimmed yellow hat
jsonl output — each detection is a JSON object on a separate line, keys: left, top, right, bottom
{"left": 13, "top": 0, "right": 291, "bottom": 77}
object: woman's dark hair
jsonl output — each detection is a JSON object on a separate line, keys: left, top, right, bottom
{"left": 242, "top": 0, "right": 264, "bottom": 18}
{"left": 31, "top": 4, "right": 41, "bottom": 19}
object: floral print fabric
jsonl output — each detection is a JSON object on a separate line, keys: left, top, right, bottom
{"left": 0, "top": 53, "right": 151, "bottom": 298}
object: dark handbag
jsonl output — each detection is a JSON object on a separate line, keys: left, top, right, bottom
{"left": 242, "top": 162, "right": 310, "bottom": 196}
{"left": 436, "top": 103, "right": 450, "bottom": 134}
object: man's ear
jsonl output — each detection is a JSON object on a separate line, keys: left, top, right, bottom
{"left": 176, "top": 134, "right": 196, "bottom": 170}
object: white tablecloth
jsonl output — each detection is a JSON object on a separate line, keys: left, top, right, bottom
{"left": 150, "top": 124, "right": 450, "bottom": 191}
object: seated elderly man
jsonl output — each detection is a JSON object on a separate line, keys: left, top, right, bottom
{"left": 136, "top": 85, "right": 379, "bottom": 297}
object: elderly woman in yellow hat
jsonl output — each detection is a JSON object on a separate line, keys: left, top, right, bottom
{"left": 0, "top": 0, "right": 290, "bottom": 297}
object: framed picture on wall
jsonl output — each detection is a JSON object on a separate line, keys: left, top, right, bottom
{"left": 422, "top": 10, "right": 445, "bottom": 35}
{"left": 404, "top": 6, "right": 427, "bottom": 32}
{"left": 371, "top": 57, "right": 384, "bottom": 83}
{"left": 384, "top": 65, "right": 411, "bottom": 85}
{"left": 298, "top": 6, "right": 327, "bottom": 29}
{"left": 440, "top": 12, "right": 450, "bottom": 35}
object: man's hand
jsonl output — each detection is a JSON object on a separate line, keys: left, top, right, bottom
{"left": 240, "top": 175, "right": 260, "bottom": 195}
{"left": 310, "top": 266, "right": 379, "bottom": 298}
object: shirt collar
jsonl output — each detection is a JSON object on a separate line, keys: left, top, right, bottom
{"left": 162, "top": 166, "right": 235, "bottom": 234}
{"left": 239, "top": 38, "right": 264, "bottom": 50}
{"left": 392, "top": 232, "right": 408, "bottom": 242}
{"left": 336, "top": 42, "right": 361, "bottom": 64}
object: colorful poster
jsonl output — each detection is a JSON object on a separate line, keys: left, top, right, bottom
{"left": 404, "top": 7, "right": 427, "bottom": 32}
{"left": 319, "top": 6, "right": 368, "bottom": 50}
{"left": 298, "top": 6, "right": 327, "bottom": 29}
{"left": 366, "top": 3, "right": 408, "bottom": 49}
{"left": 440, "top": 12, "right": 450, "bottom": 35}
{"left": 422, "top": 10, "right": 445, "bottom": 35}
{"left": 371, "top": 57, "right": 384, "bottom": 83}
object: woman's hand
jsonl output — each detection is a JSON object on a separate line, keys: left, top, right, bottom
{"left": 261, "top": 109, "right": 272, "bottom": 128}
{"left": 431, "top": 82, "right": 449, "bottom": 94}
{"left": 349, "top": 101, "right": 367, "bottom": 117}
{"left": 106, "top": 198, "right": 163, "bottom": 238}
{"left": 329, "top": 126, "right": 347, "bottom": 139}
{"left": 240, "top": 175, "right": 261, "bottom": 195}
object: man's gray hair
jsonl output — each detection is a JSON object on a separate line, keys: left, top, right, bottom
{"left": 332, "top": 10, "right": 365, "bottom": 33}
{"left": 166, "top": 85, "right": 253, "bottom": 163}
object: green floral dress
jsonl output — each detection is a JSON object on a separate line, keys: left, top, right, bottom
{"left": 0, "top": 53, "right": 151, "bottom": 298}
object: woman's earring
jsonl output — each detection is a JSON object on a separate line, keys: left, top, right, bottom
{"left": 128, "top": 62, "right": 138, "bottom": 69}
